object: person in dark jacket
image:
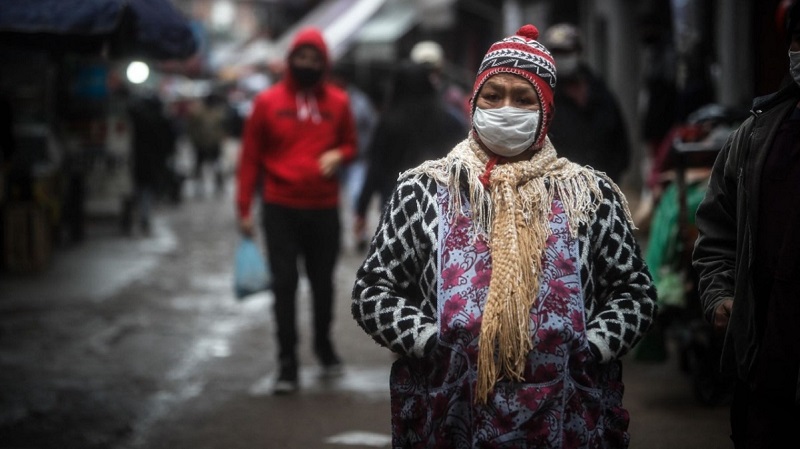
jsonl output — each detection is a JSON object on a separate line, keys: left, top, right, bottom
{"left": 692, "top": 2, "right": 800, "bottom": 446}
{"left": 542, "top": 23, "right": 631, "bottom": 184}
{"left": 353, "top": 61, "right": 466, "bottom": 245}
{"left": 186, "top": 92, "right": 229, "bottom": 196}
{"left": 127, "top": 93, "right": 176, "bottom": 235}
{"left": 235, "top": 27, "right": 358, "bottom": 394}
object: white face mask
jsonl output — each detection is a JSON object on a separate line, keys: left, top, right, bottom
{"left": 790, "top": 50, "right": 800, "bottom": 87}
{"left": 473, "top": 106, "right": 540, "bottom": 157}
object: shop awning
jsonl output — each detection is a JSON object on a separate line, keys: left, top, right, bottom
{"left": 351, "top": 0, "right": 417, "bottom": 62}
{"left": 214, "top": 0, "right": 390, "bottom": 73}
{"left": 0, "top": 0, "right": 197, "bottom": 60}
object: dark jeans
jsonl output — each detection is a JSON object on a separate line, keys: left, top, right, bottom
{"left": 261, "top": 203, "right": 341, "bottom": 364}
{"left": 194, "top": 144, "right": 223, "bottom": 193}
{"left": 193, "top": 144, "right": 221, "bottom": 178}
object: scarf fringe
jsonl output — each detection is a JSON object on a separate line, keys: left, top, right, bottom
{"left": 404, "top": 136, "right": 632, "bottom": 403}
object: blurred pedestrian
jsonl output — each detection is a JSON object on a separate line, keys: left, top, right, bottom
{"left": 634, "top": 12, "right": 680, "bottom": 232}
{"left": 186, "top": 92, "right": 229, "bottom": 197}
{"left": 352, "top": 25, "right": 657, "bottom": 447}
{"left": 127, "top": 93, "right": 176, "bottom": 235}
{"left": 0, "top": 89, "right": 13, "bottom": 173}
{"left": 410, "top": 40, "right": 471, "bottom": 131}
{"left": 353, "top": 61, "right": 466, "bottom": 250}
{"left": 0, "top": 89, "right": 15, "bottom": 213}
{"left": 693, "top": 1, "right": 800, "bottom": 446}
{"left": 235, "top": 27, "right": 358, "bottom": 394}
{"left": 639, "top": 11, "right": 678, "bottom": 162}
{"left": 542, "top": 23, "right": 631, "bottom": 184}
{"left": 329, "top": 63, "right": 378, "bottom": 218}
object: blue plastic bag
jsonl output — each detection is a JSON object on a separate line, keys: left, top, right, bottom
{"left": 233, "top": 237, "right": 272, "bottom": 300}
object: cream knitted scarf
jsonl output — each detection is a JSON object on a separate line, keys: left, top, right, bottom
{"left": 405, "top": 135, "right": 632, "bottom": 403}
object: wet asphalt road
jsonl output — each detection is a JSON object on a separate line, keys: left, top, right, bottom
{"left": 0, "top": 174, "right": 733, "bottom": 448}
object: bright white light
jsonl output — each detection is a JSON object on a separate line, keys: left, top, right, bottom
{"left": 126, "top": 61, "right": 150, "bottom": 84}
{"left": 211, "top": 0, "right": 235, "bottom": 30}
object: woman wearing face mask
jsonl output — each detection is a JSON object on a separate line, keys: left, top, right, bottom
{"left": 352, "top": 24, "right": 657, "bottom": 448}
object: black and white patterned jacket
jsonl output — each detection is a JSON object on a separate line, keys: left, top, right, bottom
{"left": 351, "top": 172, "right": 657, "bottom": 363}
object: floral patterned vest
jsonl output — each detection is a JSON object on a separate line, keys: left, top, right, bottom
{"left": 389, "top": 185, "right": 630, "bottom": 448}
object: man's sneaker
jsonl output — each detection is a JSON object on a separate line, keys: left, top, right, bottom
{"left": 273, "top": 361, "right": 298, "bottom": 395}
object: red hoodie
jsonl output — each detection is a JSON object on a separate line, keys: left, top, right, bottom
{"left": 236, "top": 27, "right": 357, "bottom": 219}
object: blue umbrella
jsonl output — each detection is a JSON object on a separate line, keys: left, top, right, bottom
{"left": 0, "top": 0, "right": 197, "bottom": 60}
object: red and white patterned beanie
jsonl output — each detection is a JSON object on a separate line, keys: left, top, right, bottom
{"left": 471, "top": 24, "right": 556, "bottom": 149}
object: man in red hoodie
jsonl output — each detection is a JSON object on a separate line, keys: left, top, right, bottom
{"left": 236, "top": 27, "right": 357, "bottom": 394}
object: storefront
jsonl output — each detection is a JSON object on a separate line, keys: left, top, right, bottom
{"left": 0, "top": 0, "right": 197, "bottom": 272}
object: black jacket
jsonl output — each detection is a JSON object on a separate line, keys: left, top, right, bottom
{"left": 547, "top": 65, "right": 630, "bottom": 183}
{"left": 692, "top": 81, "right": 800, "bottom": 381}
{"left": 356, "top": 63, "right": 466, "bottom": 217}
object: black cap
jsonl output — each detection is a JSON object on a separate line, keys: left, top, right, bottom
{"left": 779, "top": 0, "right": 800, "bottom": 44}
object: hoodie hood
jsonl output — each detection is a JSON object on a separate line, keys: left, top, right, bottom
{"left": 286, "top": 27, "right": 330, "bottom": 91}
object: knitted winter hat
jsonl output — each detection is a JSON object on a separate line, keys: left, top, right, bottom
{"left": 471, "top": 24, "right": 556, "bottom": 148}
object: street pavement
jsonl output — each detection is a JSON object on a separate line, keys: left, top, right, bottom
{"left": 0, "top": 169, "right": 732, "bottom": 448}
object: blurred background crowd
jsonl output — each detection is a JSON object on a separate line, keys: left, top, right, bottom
{"left": 0, "top": 0, "right": 790, "bottom": 273}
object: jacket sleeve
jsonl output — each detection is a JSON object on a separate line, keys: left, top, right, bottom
{"left": 351, "top": 175, "right": 439, "bottom": 358}
{"left": 355, "top": 117, "right": 406, "bottom": 216}
{"left": 235, "top": 98, "right": 267, "bottom": 220}
{"left": 336, "top": 98, "right": 358, "bottom": 164}
{"left": 585, "top": 178, "right": 658, "bottom": 362}
{"left": 692, "top": 129, "right": 740, "bottom": 322}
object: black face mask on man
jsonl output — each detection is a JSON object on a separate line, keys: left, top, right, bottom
{"left": 290, "top": 65, "right": 323, "bottom": 88}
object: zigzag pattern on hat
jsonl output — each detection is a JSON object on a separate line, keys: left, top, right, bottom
{"left": 502, "top": 34, "right": 550, "bottom": 50}
{"left": 482, "top": 48, "right": 555, "bottom": 68}
{"left": 479, "top": 49, "right": 556, "bottom": 84}
{"left": 479, "top": 63, "right": 556, "bottom": 88}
